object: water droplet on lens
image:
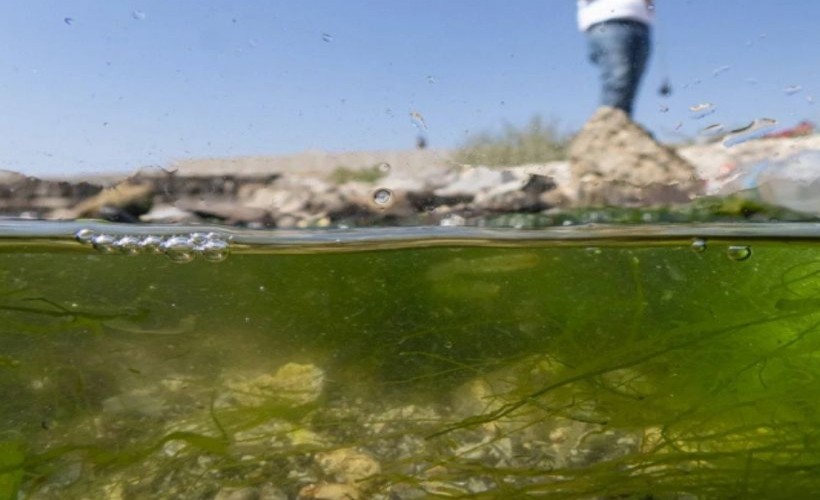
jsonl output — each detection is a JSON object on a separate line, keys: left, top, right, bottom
{"left": 712, "top": 65, "right": 731, "bottom": 77}
{"left": 373, "top": 188, "right": 393, "bottom": 206}
{"left": 377, "top": 162, "right": 391, "bottom": 174}
{"left": 689, "top": 102, "right": 716, "bottom": 119}
{"left": 114, "top": 236, "right": 142, "bottom": 256}
{"left": 722, "top": 118, "right": 778, "bottom": 147}
{"left": 200, "top": 239, "right": 230, "bottom": 263}
{"left": 75, "top": 229, "right": 95, "bottom": 244}
{"left": 691, "top": 238, "right": 707, "bottom": 253}
{"left": 784, "top": 85, "right": 803, "bottom": 96}
{"left": 701, "top": 123, "right": 725, "bottom": 136}
{"left": 727, "top": 245, "right": 752, "bottom": 261}
{"left": 409, "top": 111, "right": 428, "bottom": 130}
{"left": 91, "top": 234, "right": 117, "bottom": 254}
{"left": 689, "top": 103, "right": 712, "bottom": 112}
{"left": 162, "top": 236, "right": 195, "bottom": 263}
{"left": 139, "top": 235, "right": 165, "bottom": 254}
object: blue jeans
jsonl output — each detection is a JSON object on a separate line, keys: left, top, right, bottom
{"left": 586, "top": 20, "right": 651, "bottom": 116}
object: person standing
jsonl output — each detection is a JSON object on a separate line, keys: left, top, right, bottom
{"left": 577, "top": 0, "right": 654, "bottom": 116}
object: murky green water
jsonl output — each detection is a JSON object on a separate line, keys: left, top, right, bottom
{"left": 2, "top": 221, "right": 820, "bottom": 499}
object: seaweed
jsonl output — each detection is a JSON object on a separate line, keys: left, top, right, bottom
{"left": 2, "top": 237, "right": 820, "bottom": 497}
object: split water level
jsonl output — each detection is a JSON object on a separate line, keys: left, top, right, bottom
{"left": 2, "top": 221, "right": 820, "bottom": 499}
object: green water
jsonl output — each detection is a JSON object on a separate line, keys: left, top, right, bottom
{"left": 2, "top": 222, "right": 820, "bottom": 499}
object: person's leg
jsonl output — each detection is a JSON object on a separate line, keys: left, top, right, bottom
{"left": 586, "top": 20, "right": 651, "bottom": 116}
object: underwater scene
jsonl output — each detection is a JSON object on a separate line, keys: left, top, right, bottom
{"left": 2, "top": 221, "right": 820, "bottom": 499}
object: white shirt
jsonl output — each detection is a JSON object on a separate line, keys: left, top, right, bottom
{"left": 577, "top": 0, "right": 654, "bottom": 31}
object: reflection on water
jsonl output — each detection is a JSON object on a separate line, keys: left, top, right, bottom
{"left": 2, "top": 221, "right": 820, "bottom": 498}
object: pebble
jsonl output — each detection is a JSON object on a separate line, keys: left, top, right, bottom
{"left": 221, "top": 362, "right": 325, "bottom": 407}
{"left": 298, "top": 482, "right": 361, "bottom": 500}
{"left": 316, "top": 448, "right": 381, "bottom": 484}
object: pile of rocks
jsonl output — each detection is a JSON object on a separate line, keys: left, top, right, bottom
{"left": 3, "top": 112, "right": 819, "bottom": 226}
{"left": 35, "top": 354, "right": 650, "bottom": 499}
{"left": 568, "top": 106, "right": 703, "bottom": 206}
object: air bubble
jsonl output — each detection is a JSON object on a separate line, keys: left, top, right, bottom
{"left": 188, "top": 232, "right": 210, "bottom": 247}
{"left": 91, "top": 234, "right": 117, "bottom": 254}
{"left": 113, "top": 236, "right": 142, "bottom": 256}
{"left": 727, "top": 245, "right": 752, "bottom": 262}
{"left": 162, "top": 236, "right": 196, "bottom": 264}
{"left": 373, "top": 188, "right": 393, "bottom": 206}
{"left": 691, "top": 238, "right": 707, "bottom": 253}
{"left": 75, "top": 229, "right": 95, "bottom": 244}
{"left": 200, "top": 239, "right": 230, "bottom": 263}
{"left": 139, "top": 235, "right": 165, "bottom": 254}
{"left": 80, "top": 231, "right": 230, "bottom": 262}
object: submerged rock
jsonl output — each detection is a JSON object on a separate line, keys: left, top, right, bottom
{"left": 213, "top": 485, "right": 288, "bottom": 500}
{"left": 297, "top": 482, "right": 361, "bottom": 500}
{"left": 213, "top": 486, "right": 261, "bottom": 500}
{"left": 569, "top": 106, "right": 703, "bottom": 206}
{"left": 221, "top": 362, "right": 325, "bottom": 407}
{"left": 316, "top": 448, "right": 381, "bottom": 484}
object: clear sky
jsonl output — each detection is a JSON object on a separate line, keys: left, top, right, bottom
{"left": 1, "top": 0, "right": 818, "bottom": 176}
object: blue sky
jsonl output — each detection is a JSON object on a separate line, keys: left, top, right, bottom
{"left": 1, "top": 0, "right": 818, "bottom": 176}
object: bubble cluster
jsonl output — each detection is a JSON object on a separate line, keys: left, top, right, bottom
{"left": 75, "top": 230, "right": 230, "bottom": 263}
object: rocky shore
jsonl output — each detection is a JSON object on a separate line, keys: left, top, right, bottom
{"left": 2, "top": 112, "right": 819, "bottom": 227}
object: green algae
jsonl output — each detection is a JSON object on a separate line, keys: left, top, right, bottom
{"left": 1, "top": 224, "right": 820, "bottom": 498}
